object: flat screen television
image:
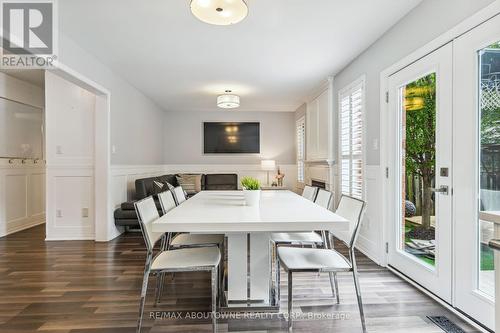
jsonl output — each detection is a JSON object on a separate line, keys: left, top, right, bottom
{"left": 203, "top": 122, "right": 260, "bottom": 154}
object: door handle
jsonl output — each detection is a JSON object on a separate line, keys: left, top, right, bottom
{"left": 430, "top": 185, "right": 449, "bottom": 195}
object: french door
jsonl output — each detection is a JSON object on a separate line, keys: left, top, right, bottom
{"left": 387, "top": 43, "right": 453, "bottom": 302}
{"left": 453, "top": 14, "right": 499, "bottom": 330}
{"left": 386, "top": 15, "right": 499, "bottom": 330}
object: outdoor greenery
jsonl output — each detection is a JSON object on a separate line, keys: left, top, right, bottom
{"left": 405, "top": 223, "right": 494, "bottom": 269}
{"left": 404, "top": 73, "right": 436, "bottom": 230}
{"left": 241, "top": 177, "right": 261, "bottom": 190}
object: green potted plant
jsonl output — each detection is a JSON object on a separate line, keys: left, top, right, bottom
{"left": 240, "top": 176, "right": 261, "bottom": 206}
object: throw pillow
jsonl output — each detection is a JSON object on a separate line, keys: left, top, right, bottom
{"left": 176, "top": 174, "right": 202, "bottom": 195}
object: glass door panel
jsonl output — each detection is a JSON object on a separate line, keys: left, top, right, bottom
{"left": 400, "top": 73, "right": 437, "bottom": 267}
{"left": 478, "top": 43, "right": 499, "bottom": 298}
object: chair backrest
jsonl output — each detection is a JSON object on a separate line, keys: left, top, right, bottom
{"left": 172, "top": 186, "right": 186, "bottom": 205}
{"left": 134, "top": 197, "right": 164, "bottom": 251}
{"left": 302, "top": 185, "right": 318, "bottom": 201}
{"left": 158, "top": 190, "right": 176, "bottom": 215}
{"left": 315, "top": 189, "right": 333, "bottom": 210}
{"left": 334, "top": 195, "right": 366, "bottom": 249}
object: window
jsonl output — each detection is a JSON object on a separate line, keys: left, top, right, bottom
{"left": 339, "top": 78, "right": 364, "bottom": 199}
{"left": 296, "top": 116, "right": 306, "bottom": 183}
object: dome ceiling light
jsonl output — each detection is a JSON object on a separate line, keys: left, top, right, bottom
{"left": 217, "top": 90, "right": 240, "bottom": 109}
{"left": 190, "top": 0, "right": 248, "bottom": 26}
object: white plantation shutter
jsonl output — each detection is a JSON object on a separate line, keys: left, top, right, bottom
{"left": 339, "top": 80, "right": 364, "bottom": 199}
{"left": 296, "top": 116, "right": 306, "bottom": 183}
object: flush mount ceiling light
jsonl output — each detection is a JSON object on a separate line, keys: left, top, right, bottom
{"left": 190, "top": 0, "right": 248, "bottom": 26}
{"left": 217, "top": 90, "right": 240, "bottom": 109}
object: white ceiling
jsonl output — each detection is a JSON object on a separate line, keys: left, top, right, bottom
{"left": 60, "top": 0, "right": 421, "bottom": 112}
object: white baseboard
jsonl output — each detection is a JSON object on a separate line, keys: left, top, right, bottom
{"left": 45, "top": 236, "right": 96, "bottom": 241}
{"left": 1, "top": 219, "right": 45, "bottom": 237}
{"left": 355, "top": 234, "right": 383, "bottom": 266}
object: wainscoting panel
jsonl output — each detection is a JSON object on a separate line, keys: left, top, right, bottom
{"left": 5, "top": 174, "right": 27, "bottom": 222}
{"left": 163, "top": 164, "right": 298, "bottom": 190}
{"left": 46, "top": 167, "right": 95, "bottom": 240}
{"left": 355, "top": 165, "right": 384, "bottom": 265}
{"left": 29, "top": 173, "right": 45, "bottom": 217}
{"left": 0, "top": 162, "right": 45, "bottom": 237}
{"left": 109, "top": 165, "right": 165, "bottom": 239}
{"left": 54, "top": 175, "right": 93, "bottom": 228}
{"left": 110, "top": 165, "right": 165, "bottom": 207}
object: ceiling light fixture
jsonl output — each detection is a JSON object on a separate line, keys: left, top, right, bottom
{"left": 190, "top": 0, "right": 248, "bottom": 26}
{"left": 217, "top": 90, "right": 240, "bottom": 109}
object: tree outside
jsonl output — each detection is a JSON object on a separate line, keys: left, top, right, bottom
{"left": 403, "top": 73, "right": 436, "bottom": 239}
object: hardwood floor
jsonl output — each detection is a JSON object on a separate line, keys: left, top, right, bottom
{"left": 0, "top": 225, "right": 478, "bottom": 333}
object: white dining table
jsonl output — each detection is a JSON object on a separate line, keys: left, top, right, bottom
{"left": 152, "top": 190, "right": 348, "bottom": 310}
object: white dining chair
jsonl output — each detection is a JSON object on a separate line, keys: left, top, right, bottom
{"left": 277, "top": 195, "right": 367, "bottom": 332}
{"left": 315, "top": 188, "right": 333, "bottom": 210}
{"left": 158, "top": 190, "right": 224, "bottom": 249}
{"left": 134, "top": 196, "right": 221, "bottom": 333}
{"left": 157, "top": 190, "right": 225, "bottom": 302}
{"left": 172, "top": 186, "right": 187, "bottom": 205}
{"left": 271, "top": 186, "right": 325, "bottom": 247}
{"left": 302, "top": 185, "right": 319, "bottom": 201}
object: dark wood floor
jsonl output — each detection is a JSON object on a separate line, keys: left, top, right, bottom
{"left": 0, "top": 225, "right": 478, "bottom": 333}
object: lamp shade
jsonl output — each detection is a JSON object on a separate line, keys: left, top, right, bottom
{"left": 190, "top": 0, "right": 248, "bottom": 26}
{"left": 261, "top": 160, "right": 276, "bottom": 171}
{"left": 217, "top": 94, "right": 240, "bottom": 109}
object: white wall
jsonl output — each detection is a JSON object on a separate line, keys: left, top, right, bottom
{"left": 58, "top": 33, "right": 165, "bottom": 165}
{"left": 45, "top": 71, "right": 96, "bottom": 240}
{"left": 333, "top": 0, "right": 494, "bottom": 166}
{"left": 163, "top": 111, "right": 296, "bottom": 165}
{"left": 0, "top": 73, "right": 45, "bottom": 237}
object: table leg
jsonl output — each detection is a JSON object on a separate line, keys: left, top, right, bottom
{"left": 227, "top": 234, "right": 247, "bottom": 301}
{"left": 226, "top": 232, "right": 274, "bottom": 308}
{"left": 250, "top": 233, "right": 271, "bottom": 301}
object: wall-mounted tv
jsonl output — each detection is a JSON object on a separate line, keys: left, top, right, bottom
{"left": 203, "top": 122, "right": 260, "bottom": 154}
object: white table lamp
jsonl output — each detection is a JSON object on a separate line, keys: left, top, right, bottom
{"left": 261, "top": 160, "right": 276, "bottom": 185}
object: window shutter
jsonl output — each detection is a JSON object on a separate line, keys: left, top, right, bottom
{"left": 340, "top": 81, "right": 364, "bottom": 199}
{"left": 296, "top": 117, "right": 306, "bottom": 183}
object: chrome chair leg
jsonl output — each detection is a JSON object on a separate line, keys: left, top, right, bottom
{"left": 287, "top": 271, "right": 293, "bottom": 330}
{"left": 333, "top": 272, "right": 340, "bottom": 304}
{"left": 211, "top": 267, "right": 218, "bottom": 333}
{"left": 328, "top": 271, "right": 336, "bottom": 299}
{"left": 154, "top": 273, "right": 161, "bottom": 306}
{"left": 275, "top": 250, "right": 281, "bottom": 305}
{"left": 137, "top": 258, "right": 151, "bottom": 333}
{"left": 352, "top": 264, "right": 366, "bottom": 332}
{"left": 155, "top": 271, "right": 166, "bottom": 306}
